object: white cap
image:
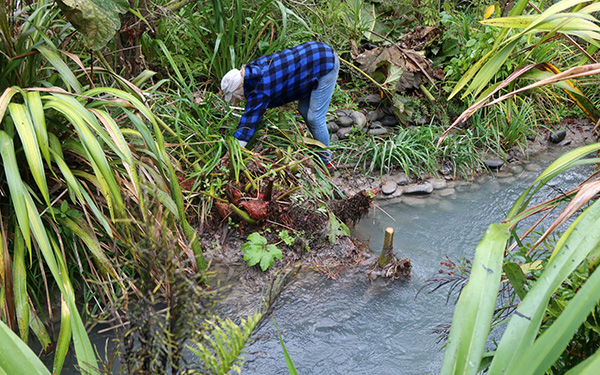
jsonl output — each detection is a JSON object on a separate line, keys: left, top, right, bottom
{"left": 221, "top": 69, "right": 243, "bottom": 102}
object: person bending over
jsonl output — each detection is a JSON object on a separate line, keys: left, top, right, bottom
{"left": 221, "top": 41, "right": 340, "bottom": 166}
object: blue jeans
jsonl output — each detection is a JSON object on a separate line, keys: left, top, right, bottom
{"left": 297, "top": 54, "right": 339, "bottom": 164}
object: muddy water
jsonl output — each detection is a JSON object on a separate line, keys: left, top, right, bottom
{"left": 241, "top": 147, "right": 595, "bottom": 375}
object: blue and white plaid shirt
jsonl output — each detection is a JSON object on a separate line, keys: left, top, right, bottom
{"left": 233, "top": 41, "right": 337, "bottom": 143}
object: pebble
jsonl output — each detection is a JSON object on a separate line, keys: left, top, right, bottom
{"left": 402, "top": 196, "right": 428, "bottom": 206}
{"left": 509, "top": 165, "right": 524, "bottom": 174}
{"left": 368, "top": 128, "right": 391, "bottom": 136}
{"left": 430, "top": 179, "right": 447, "bottom": 190}
{"left": 381, "top": 115, "right": 399, "bottom": 127}
{"left": 525, "top": 163, "right": 542, "bottom": 172}
{"left": 367, "top": 110, "right": 383, "bottom": 122}
{"left": 483, "top": 158, "right": 505, "bottom": 170}
{"left": 495, "top": 171, "right": 512, "bottom": 178}
{"left": 350, "top": 111, "right": 367, "bottom": 130}
{"left": 327, "top": 121, "right": 339, "bottom": 133}
{"left": 336, "top": 116, "right": 354, "bottom": 127}
{"left": 396, "top": 173, "right": 409, "bottom": 186}
{"left": 559, "top": 139, "right": 572, "bottom": 147}
{"left": 404, "top": 181, "right": 433, "bottom": 195}
{"left": 381, "top": 181, "right": 398, "bottom": 195}
{"left": 337, "top": 127, "right": 354, "bottom": 139}
{"left": 437, "top": 188, "right": 456, "bottom": 197}
{"left": 365, "top": 94, "right": 382, "bottom": 106}
{"left": 335, "top": 109, "right": 353, "bottom": 117}
{"left": 549, "top": 129, "right": 566, "bottom": 143}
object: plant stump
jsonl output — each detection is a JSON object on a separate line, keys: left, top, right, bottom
{"left": 369, "top": 227, "right": 412, "bottom": 280}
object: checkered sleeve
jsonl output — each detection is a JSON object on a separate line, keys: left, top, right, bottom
{"left": 233, "top": 91, "right": 269, "bottom": 143}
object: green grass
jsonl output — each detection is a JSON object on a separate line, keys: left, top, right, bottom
{"left": 333, "top": 124, "right": 483, "bottom": 179}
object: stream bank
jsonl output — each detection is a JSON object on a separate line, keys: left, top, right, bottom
{"left": 204, "top": 118, "right": 598, "bottom": 312}
{"left": 332, "top": 118, "right": 597, "bottom": 201}
{"left": 240, "top": 136, "right": 599, "bottom": 375}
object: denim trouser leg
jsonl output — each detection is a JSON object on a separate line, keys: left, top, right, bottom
{"left": 297, "top": 54, "right": 340, "bottom": 164}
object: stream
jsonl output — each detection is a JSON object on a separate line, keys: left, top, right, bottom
{"left": 240, "top": 147, "right": 595, "bottom": 375}
{"left": 54, "top": 146, "right": 595, "bottom": 374}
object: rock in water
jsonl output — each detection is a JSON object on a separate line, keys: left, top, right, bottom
{"left": 550, "top": 129, "right": 567, "bottom": 143}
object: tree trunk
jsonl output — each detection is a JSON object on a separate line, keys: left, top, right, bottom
{"left": 116, "top": 0, "right": 154, "bottom": 78}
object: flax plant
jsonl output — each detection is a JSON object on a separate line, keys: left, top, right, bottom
{"left": 440, "top": 2, "right": 600, "bottom": 372}
{"left": 0, "top": 1, "right": 206, "bottom": 373}
{"left": 441, "top": 143, "right": 600, "bottom": 374}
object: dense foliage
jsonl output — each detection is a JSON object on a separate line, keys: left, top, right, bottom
{"left": 0, "top": 0, "right": 599, "bottom": 374}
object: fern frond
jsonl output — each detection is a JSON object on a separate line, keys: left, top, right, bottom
{"left": 189, "top": 313, "right": 263, "bottom": 374}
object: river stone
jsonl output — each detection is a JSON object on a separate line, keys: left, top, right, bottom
{"left": 483, "top": 158, "right": 504, "bottom": 170}
{"left": 389, "top": 186, "right": 404, "bottom": 198}
{"left": 350, "top": 111, "right": 367, "bottom": 130}
{"left": 327, "top": 121, "right": 339, "bottom": 133}
{"left": 365, "top": 94, "right": 382, "bottom": 106}
{"left": 525, "top": 163, "right": 541, "bottom": 172}
{"left": 335, "top": 116, "right": 354, "bottom": 127}
{"left": 337, "top": 127, "right": 354, "bottom": 139}
{"left": 549, "top": 129, "right": 567, "bottom": 143}
{"left": 495, "top": 171, "right": 512, "bottom": 178}
{"left": 335, "top": 109, "right": 352, "bottom": 117}
{"left": 370, "top": 121, "right": 383, "bottom": 129}
{"left": 402, "top": 196, "right": 427, "bottom": 206}
{"left": 499, "top": 176, "right": 516, "bottom": 184}
{"left": 437, "top": 188, "right": 456, "bottom": 197}
{"left": 396, "top": 173, "right": 409, "bottom": 186}
{"left": 509, "top": 165, "right": 524, "bottom": 174}
{"left": 367, "top": 110, "right": 383, "bottom": 122}
{"left": 404, "top": 181, "right": 433, "bottom": 195}
{"left": 381, "top": 115, "right": 399, "bottom": 127}
{"left": 331, "top": 134, "right": 339, "bottom": 142}
{"left": 381, "top": 180, "right": 397, "bottom": 195}
{"left": 438, "top": 200, "right": 454, "bottom": 211}
{"left": 430, "top": 179, "right": 447, "bottom": 190}
{"left": 382, "top": 107, "right": 394, "bottom": 115}
{"left": 368, "top": 127, "right": 391, "bottom": 136}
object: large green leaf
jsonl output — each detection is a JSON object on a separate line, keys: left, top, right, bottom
{"left": 508, "top": 261, "right": 600, "bottom": 374}
{"left": 0, "top": 131, "right": 31, "bottom": 251}
{"left": 53, "top": 297, "right": 72, "bottom": 375}
{"left": 9, "top": 103, "right": 51, "bottom": 209}
{"left": 564, "top": 347, "right": 600, "bottom": 375}
{"left": 441, "top": 223, "right": 510, "bottom": 375}
{"left": 488, "top": 199, "right": 600, "bottom": 374}
{"left": 55, "top": 0, "right": 129, "bottom": 51}
{"left": 0, "top": 320, "right": 51, "bottom": 375}
{"left": 12, "top": 228, "right": 29, "bottom": 343}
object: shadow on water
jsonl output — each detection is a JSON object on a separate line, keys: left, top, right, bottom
{"left": 241, "top": 147, "right": 595, "bottom": 375}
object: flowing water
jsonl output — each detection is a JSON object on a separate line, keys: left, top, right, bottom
{"left": 240, "top": 147, "right": 595, "bottom": 375}
{"left": 55, "top": 147, "right": 595, "bottom": 374}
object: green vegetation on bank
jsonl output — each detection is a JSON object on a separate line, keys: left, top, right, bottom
{"left": 0, "top": 0, "right": 599, "bottom": 374}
